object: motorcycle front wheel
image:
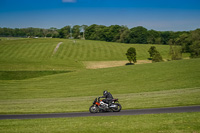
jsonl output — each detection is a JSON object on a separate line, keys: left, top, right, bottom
{"left": 112, "top": 103, "right": 122, "bottom": 112}
{"left": 89, "top": 105, "right": 98, "bottom": 113}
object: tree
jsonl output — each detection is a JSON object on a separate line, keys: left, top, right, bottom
{"left": 190, "top": 41, "right": 200, "bottom": 58}
{"left": 85, "top": 24, "right": 98, "bottom": 40}
{"left": 148, "top": 46, "right": 163, "bottom": 62}
{"left": 59, "top": 26, "right": 71, "bottom": 38}
{"left": 119, "top": 26, "right": 130, "bottom": 43}
{"left": 105, "top": 25, "right": 121, "bottom": 42}
{"left": 80, "top": 25, "right": 88, "bottom": 39}
{"left": 152, "top": 51, "right": 163, "bottom": 62}
{"left": 72, "top": 25, "right": 81, "bottom": 39}
{"left": 189, "top": 29, "right": 200, "bottom": 58}
{"left": 160, "top": 31, "right": 172, "bottom": 45}
{"left": 26, "top": 27, "right": 37, "bottom": 37}
{"left": 49, "top": 27, "right": 59, "bottom": 38}
{"left": 85, "top": 24, "right": 108, "bottom": 41}
{"left": 42, "top": 29, "right": 49, "bottom": 38}
{"left": 148, "top": 46, "right": 157, "bottom": 58}
{"left": 174, "top": 33, "right": 191, "bottom": 52}
{"left": 126, "top": 47, "right": 137, "bottom": 64}
{"left": 129, "top": 26, "right": 148, "bottom": 44}
{"left": 169, "top": 39, "right": 182, "bottom": 60}
{"left": 147, "top": 30, "right": 160, "bottom": 44}
{"left": 95, "top": 25, "right": 107, "bottom": 41}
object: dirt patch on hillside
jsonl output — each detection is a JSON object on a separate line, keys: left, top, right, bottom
{"left": 52, "top": 42, "right": 63, "bottom": 56}
{"left": 83, "top": 60, "right": 152, "bottom": 69}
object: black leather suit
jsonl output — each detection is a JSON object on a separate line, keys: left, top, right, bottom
{"left": 100, "top": 92, "right": 113, "bottom": 105}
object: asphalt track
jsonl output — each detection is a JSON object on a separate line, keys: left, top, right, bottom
{"left": 0, "top": 106, "right": 200, "bottom": 120}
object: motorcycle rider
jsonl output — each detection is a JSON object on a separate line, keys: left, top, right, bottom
{"left": 99, "top": 90, "right": 113, "bottom": 107}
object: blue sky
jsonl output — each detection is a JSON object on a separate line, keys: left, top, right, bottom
{"left": 0, "top": 0, "right": 200, "bottom": 31}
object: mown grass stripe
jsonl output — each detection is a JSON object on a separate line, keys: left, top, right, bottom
{"left": 25, "top": 43, "right": 36, "bottom": 59}
{"left": 68, "top": 43, "right": 75, "bottom": 58}
{"left": 117, "top": 44, "right": 127, "bottom": 60}
{"left": 35, "top": 43, "right": 46, "bottom": 59}
{"left": 100, "top": 42, "right": 107, "bottom": 60}
{"left": 10, "top": 43, "right": 24, "bottom": 59}
{"left": 22, "top": 43, "right": 32, "bottom": 59}
{"left": 5, "top": 44, "right": 17, "bottom": 59}
{"left": 0, "top": 38, "right": 184, "bottom": 62}
{"left": 111, "top": 43, "right": 120, "bottom": 60}
{"left": 3, "top": 44, "right": 16, "bottom": 59}
{"left": 0, "top": 43, "right": 9, "bottom": 58}
{"left": 106, "top": 43, "right": 113, "bottom": 60}
{"left": 20, "top": 44, "right": 31, "bottom": 58}
{"left": 75, "top": 43, "right": 83, "bottom": 60}
{"left": 42, "top": 43, "right": 54, "bottom": 59}
{"left": 97, "top": 43, "right": 102, "bottom": 59}
{"left": 36, "top": 44, "right": 44, "bottom": 59}
{"left": 102, "top": 43, "right": 109, "bottom": 60}
{"left": 57, "top": 42, "right": 66, "bottom": 59}
{"left": 71, "top": 43, "right": 79, "bottom": 59}
{"left": 67, "top": 43, "right": 74, "bottom": 59}
{"left": 91, "top": 42, "right": 97, "bottom": 59}
{"left": 85, "top": 42, "right": 91, "bottom": 60}
{"left": 61, "top": 43, "right": 69, "bottom": 60}
{"left": 78, "top": 43, "right": 85, "bottom": 61}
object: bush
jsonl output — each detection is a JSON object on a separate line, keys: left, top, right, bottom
{"left": 148, "top": 46, "right": 157, "bottom": 58}
{"left": 152, "top": 51, "right": 163, "bottom": 62}
{"left": 126, "top": 47, "right": 137, "bottom": 64}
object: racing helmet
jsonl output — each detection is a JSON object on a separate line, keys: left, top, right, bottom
{"left": 103, "top": 90, "right": 108, "bottom": 95}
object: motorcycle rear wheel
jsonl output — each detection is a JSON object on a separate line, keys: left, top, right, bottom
{"left": 112, "top": 103, "right": 122, "bottom": 112}
{"left": 89, "top": 105, "right": 98, "bottom": 113}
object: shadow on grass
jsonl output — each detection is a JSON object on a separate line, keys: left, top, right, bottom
{"left": 125, "top": 63, "right": 134, "bottom": 65}
{"left": 0, "top": 71, "right": 72, "bottom": 80}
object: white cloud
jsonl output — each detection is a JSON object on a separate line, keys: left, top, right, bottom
{"left": 62, "top": 0, "right": 77, "bottom": 3}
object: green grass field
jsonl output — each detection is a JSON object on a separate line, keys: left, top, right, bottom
{"left": 1, "top": 87, "right": 199, "bottom": 114}
{"left": 0, "top": 38, "right": 199, "bottom": 132}
{"left": 0, "top": 38, "right": 170, "bottom": 61}
{"left": 0, "top": 38, "right": 190, "bottom": 71}
{"left": 1, "top": 112, "right": 200, "bottom": 133}
{"left": 0, "top": 54, "right": 199, "bottom": 113}
{"left": 0, "top": 38, "right": 84, "bottom": 71}
{"left": 0, "top": 58, "right": 200, "bottom": 114}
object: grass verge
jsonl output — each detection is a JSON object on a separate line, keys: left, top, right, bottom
{"left": 0, "top": 87, "right": 199, "bottom": 114}
{"left": 0, "top": 112, "right": 200, "bottom": 133}
{"left": 0, "top": 71, "right": 71, "bottom": 80}
{"left": 1, "top": 58, "right": 199, "bottom": 100}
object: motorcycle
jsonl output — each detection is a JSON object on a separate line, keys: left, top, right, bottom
{"left": 89, "top": 97, "right": 122, "bottom": 113}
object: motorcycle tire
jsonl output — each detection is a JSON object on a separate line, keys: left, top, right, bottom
{"left": 112, "top": 103, "right": 122, "bottom": 112}
{"left": 89, "top": 105, "right": 98, "bottom": 113}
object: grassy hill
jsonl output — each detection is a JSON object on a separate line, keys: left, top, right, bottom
{"left": 0, "top": 38, "right": 171, "bottom": 61}
{"left": 0, "top": 38, "right": 199, "bottom": 114}
{"left": 0, "top": 38, "right": 83, "bottom": 71}
{"left": 53, "top": 39, "right": 171, "bottom": 61}
{"left": 0, "top": 58, "right": 199, "bottom": 114}
{"left": 0, "top": 38, "right": 190, "bottom": 71}
{"left": 0, "top": 38, "right": 200, "bottom": 132}
{"left": 1, "top": 58, "right": 199, "bottom": 99}
{"left": 0, "top": 38, "right": 179, "bottom": 71}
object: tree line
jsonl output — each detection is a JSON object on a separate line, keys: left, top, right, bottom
{"left": 0, "top": 27, "right": 59, "bottom": 38}
{"left": 0, "top": 25, "right": 199, "bottom": 57}
{"left": 0, "top": 25, "right": 191, "bottom": 44}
